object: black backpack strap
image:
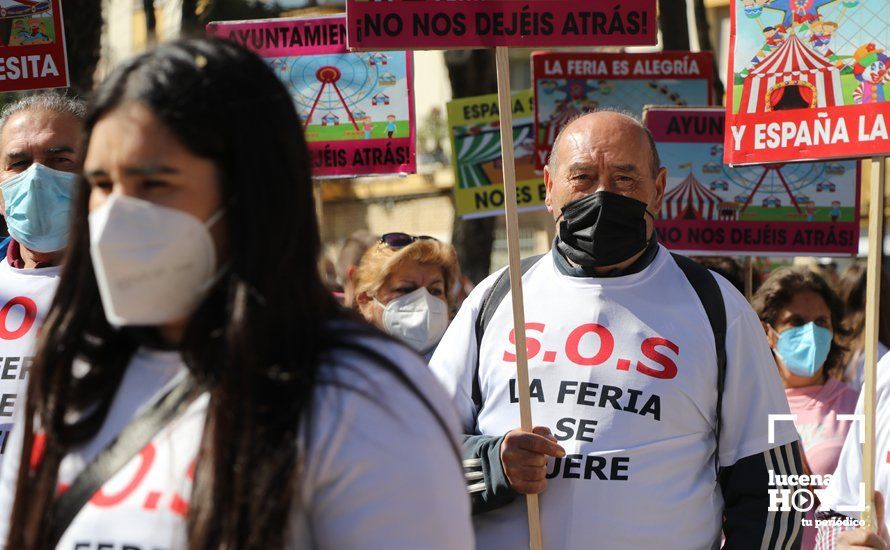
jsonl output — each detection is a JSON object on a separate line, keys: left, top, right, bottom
{"left": 50, "top": 374, "right": 198, "bottom": 547}
{"left": 671, "top": 253, "right": 727, "bottom": 475}
{"left": 471, "top": 254, "right": 544, "bottom": 412}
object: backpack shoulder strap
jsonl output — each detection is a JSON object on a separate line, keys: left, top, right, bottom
{"left": 471, "top": 254, "right": 544, "bottom": 412}
{"left": 671, "top": 253, "right": 727, "bottom": 473}
{"left": 50, "top": 374, "right": 198, "bottom": 547}
{"left": 0, "top": 237, "right": 10, "bottom": 259}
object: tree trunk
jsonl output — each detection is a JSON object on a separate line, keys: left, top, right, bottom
{"left": 181, "top": 0, "right": 200, "bottom": 36}
{"left": 144, "top": 0, "right": 157, "bottom": 45}
{"left": 658, "top": 0, "right": 690, "bottom": 51}
{"left": 692, "top": 0, "right": 726, "bottom": 104}
{"left": 62, "top": 0, "right": 103, "bottom": 95}
{"left": 445, "top": 49, "right": 499, "bottom": 283}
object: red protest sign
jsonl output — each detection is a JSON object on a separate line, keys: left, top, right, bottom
{"left": 533, "top": 51, "right": 713, "bottom": 169}
{"left": 647, "top": 107, "right": 861, "bottom": 256}
{"left": 345, "top": 0, "right": 657, "bottom": 50}
{"left": 0, "top": 0, "right": 69, "bottom": 92}
{"left": 724, "top": 0, "right": 890, "bottom": 165}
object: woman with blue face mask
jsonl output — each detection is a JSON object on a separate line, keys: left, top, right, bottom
{"left": 752, "top": 266, "right": 859, "bottom": 550}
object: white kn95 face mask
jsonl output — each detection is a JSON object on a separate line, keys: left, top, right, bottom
{"left": 378, "top": 287, "right": 449, "bottom": 354}
{"left": 89, "top": 194, "right": 224, "bottom": 327}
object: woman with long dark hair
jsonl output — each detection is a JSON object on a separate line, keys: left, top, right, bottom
{"left": 0, "top": 39, "right": 472, "bottom": 549}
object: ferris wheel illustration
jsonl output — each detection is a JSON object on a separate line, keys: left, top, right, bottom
{"left": 285, "top": 53, "right": 385, "bottom": 132}
{"left": 720, "top": 160, "right": 836, "bottom": 213}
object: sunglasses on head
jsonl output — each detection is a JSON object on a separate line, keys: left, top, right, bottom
{"left": 380, "top": 232, "right": 438, "bottom": 249}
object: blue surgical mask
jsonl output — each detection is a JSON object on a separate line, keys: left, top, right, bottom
{"left": 0, "top": 163, "right": 76, "bottom": 252}
{"left": 776, "top": 322, "right": 833, "bottom": 378}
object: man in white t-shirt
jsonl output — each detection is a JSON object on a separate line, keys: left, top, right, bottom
{"left": 815, "top": 352, "right": 890, "bottom": 549}
{"left": 430, "top": 111, "right": 804, "bottom": 549}
{"left": 0, "top": 94, "right": 84, "bottom": 462}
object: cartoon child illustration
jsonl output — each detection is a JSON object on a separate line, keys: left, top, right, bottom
{"left": 762, "top": 25, "right": 787, "bottom": 47}
{"left": 362, "top": 116, "right": 373, "bottom": 140}
{"left": 830, "top": 201, "right": 842, "bottom": 222}
{"left": 11, "top": 19, "right": 50, "bottom": 45}
{"left": 11, "top": 19, "right": 27, "bottom": 36}
{"left": 852, "top": 43, "right": 889, "bottom": 104}
{"left": 808, "top": 19, "right": 837, "bottom": 49}
{"left": 805, "top": 203, "right": 816, "bottom": 222}
{"left": 385, "top": 114, "right": 396, "bottom": 138}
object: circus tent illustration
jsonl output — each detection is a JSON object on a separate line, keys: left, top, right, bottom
{"left": 454, "top": 123, "right": 533, "bottom": 188}
{"left": 738, "top": 34, "right": 844, "bottom": 113}
{"left": 663, "top": 169, "right": 722, "bottom": 220}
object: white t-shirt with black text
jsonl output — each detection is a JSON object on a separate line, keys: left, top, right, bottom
{"left": 0, "top": 338, "right": 474, "bottom": 549}
{"left": 430, "top": 245, "right": 799, "bottom": 549}
{"left": 0, "top": 259, "right": 61, "bottom": 464}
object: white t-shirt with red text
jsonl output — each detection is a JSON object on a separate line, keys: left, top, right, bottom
{"left": 0, "top": 339, "right": 473, "bottom": 549}
{"left": 430, "top": 246, "right": 799, "bottom": 549}
{"left": 0, "top": 259, "right": 61, "bottom": 464}
{"left": 817, "top": 353, "right": 890, "bottom": 538}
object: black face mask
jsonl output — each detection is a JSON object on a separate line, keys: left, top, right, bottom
{"left": 556, "top": 191, "right": 653, "bottom": 269}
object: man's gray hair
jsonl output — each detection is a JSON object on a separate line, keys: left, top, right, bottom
{"left": 0, "top": 92, "right": 86, "bottom": 135}
{"left": 546, "top": 108, "right": 661, "bottom": 179}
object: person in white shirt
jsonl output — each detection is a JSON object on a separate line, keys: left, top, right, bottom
{"left": 815, "top": 348, "right": 890, "bottom": 549}
{"left": 0, "top": 94, "right": 84, "bottom": 464}
{"left": 430, "top": 110, "right": 804, "bottom": 549}
{"left": 0, "top": 39, "right": 473, "bottom": 549}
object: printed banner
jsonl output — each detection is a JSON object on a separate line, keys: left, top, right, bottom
{"left": 345, "top": 0, "right": 657, "bottom": 50}
{"left": 725, "top": 0, "right": 890, "bottom": 165}
{"left": 532, "top": 51, "right": 713, "bottom": 169}
{"left": 646, "top": 107, "right": 860, "bottom": 256}
{"left": 448, "top": 89, "right": 545, "bottom": 219}
{"left": 0, "top": 0, "right": 68, "bottom": 92}
{"left": 207, "top": 15, "right": 416, "bottom": 178}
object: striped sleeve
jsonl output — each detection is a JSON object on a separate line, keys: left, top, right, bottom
{"left": 813, "top": 512, "right": 854, "bottom": 550}
{"left": 721, "top": 441, "right": 804, "bottom": 550}
{"left": 461, "top": 434, "right": 517, "bottom": 514}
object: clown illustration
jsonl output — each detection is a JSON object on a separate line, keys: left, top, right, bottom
{"left": 852, "top": 43, "right": 889, "bottom": 104}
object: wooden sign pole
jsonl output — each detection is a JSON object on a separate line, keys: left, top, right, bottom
{"left": 862, "top": 156, "right": 886, "bottom": 532}
{"left": 494, "top": 46, "right": 543, "bottom": 550}
{"left": 313, "top": 180, "right": 325, "bottom": 228}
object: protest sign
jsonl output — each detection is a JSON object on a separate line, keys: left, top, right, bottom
{"left": 207, "top": 15, "right": 415, "bottom": 178}
{"left": 725, "top": 0, "right": 890, "bottom": 164}
{"left": 532, "top": 51, "right": 713, "bottom": 169}
{"left": 0, "top": 0, "right": 68, "bottom": 92}
{"left": 646, "top": 107, "right": 860, "bottom": 256}
{"left": 448, "top": 89, "right": 545, "bottom": 218}
{"left": 345, "top": 0, "right": 656, "bottom": 50}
